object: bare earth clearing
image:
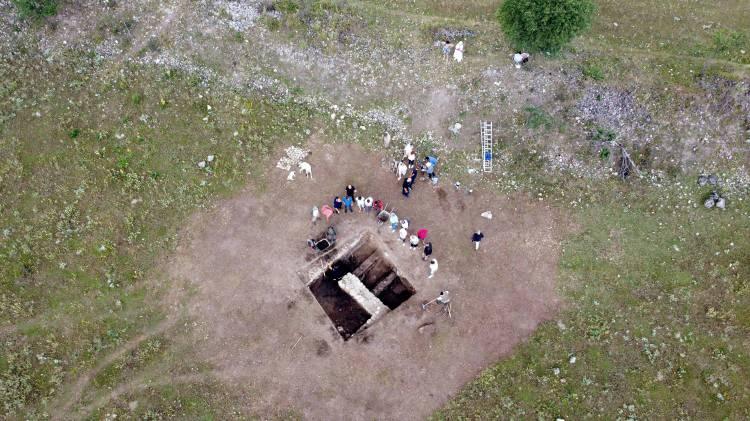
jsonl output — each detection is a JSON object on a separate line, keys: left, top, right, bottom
{"left": 167, "top": 139, "right": 562, "bottom": 419}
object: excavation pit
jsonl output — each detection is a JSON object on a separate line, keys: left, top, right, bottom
{"left": 308, "top": 234, "right": 416, "bottom": 340}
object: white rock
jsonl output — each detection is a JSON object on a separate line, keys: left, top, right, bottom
{"left": 207, "top": 155, "right": 215, "bottom": 162}
{"left": 569, "top": 356, "right": 577, "bottom": 364}
{"left": 198, "top": 161, "right": 206, "bottom": 169}
{"left": 481, "top": 211, "right": 493, "bottom": 220}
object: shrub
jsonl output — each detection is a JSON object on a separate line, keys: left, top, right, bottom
{"left": 524, "top": 106, "right": 553, "bottom": 130}
{"left": 591, "top": 126, "right": 616, "bottom": 143}
{"left": 712, "top": 29, "right": 747, "bottom": 54}
{"left": 275, "top": 0, "right": 300, "bottom": 13}
{"left": 12, "top": 0, "right": 58, "bottom": 19}
{"left": 496, "top": 0, "right": 595, "bottom": 52}
{"left": 582, "top": 63, "right": 604, "bottom": 81}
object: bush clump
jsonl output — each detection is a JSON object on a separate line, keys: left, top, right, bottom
{"left": 496, "top": 0, "right": 595, "bottom": 52}
{"left": 12, "top": 0, "right": 57, "bottom": 18}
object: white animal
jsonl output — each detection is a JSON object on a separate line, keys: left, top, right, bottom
{"left": 453, "top": 41, "right": 464, "bottom": 62}
{"left": 287, "top": 171, "right": 296, "bottom": 181}
{"left": 298, "top": 162, "right": 312, "bottom": 179}
{"left": 397, "top": 161, "right": 408, "bottom": 180}
{"left": 311, "top": 206, "right": 320, "bottom": 224}
{"left": 403, "top": 143, "right": 414, "bottom": 160}
{"left": 383, "top": 132, "right": 391, "bottom": 148}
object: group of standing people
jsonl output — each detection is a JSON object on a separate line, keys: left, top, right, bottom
{"left": 333, "top": 184, "right": 362, "bottom": 214}
{"left": 400, "top": 154, "right": 439, "bottom": 199}
{"left": 328, "top": 182, "right": 438, "bottom": 278}
{"left": 324, "top": 157, "right": 483, "bottom": 280}
{"left": 385, "top": 204, "right": 436, "bottom": 277}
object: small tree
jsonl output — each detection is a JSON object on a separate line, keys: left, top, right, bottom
{"left": 497, "top": 0, "right": 595, "bottom": 52}
{"left": 12, "top": 0, "right": 58, "bottom": 19}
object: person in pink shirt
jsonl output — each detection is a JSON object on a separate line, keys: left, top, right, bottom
{"left": 417, "top": 228, "right": 428, "bottom": 243}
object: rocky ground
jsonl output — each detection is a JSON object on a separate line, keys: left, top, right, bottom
{"left": 1, "top": 0, "right": 749, "bottom": 418}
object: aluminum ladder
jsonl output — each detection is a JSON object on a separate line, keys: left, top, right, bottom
{"left": 480, "top": 121, "right": 493, "bottom": 173}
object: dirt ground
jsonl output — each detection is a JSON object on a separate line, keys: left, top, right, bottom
{"left": 166, "top": 136, "right": 563, "bottom": 420}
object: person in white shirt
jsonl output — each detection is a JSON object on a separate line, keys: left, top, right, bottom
{"left": 355, "top": 196, "right": 366, "bottom": 212}
{"left": 428, "top": 259, "right": 439, "bottom": 278}
{"left": 513, "top": 52, "right": 530, "bottom": 69}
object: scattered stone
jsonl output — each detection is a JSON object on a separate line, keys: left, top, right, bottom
{"left": 481, "top": 211, "right": 493, "bottom": 220}
{"left": 197, "top": 161, "right": 206, "bottom": 169}
{"left": 276, "top": 146, "right": 309, "bottom": 171}
{"left": 449, "top": 122, "right": 462, "bottom": 134}
{"left": 704, "top": 190, "right": 727, "bottom": 209}
{"left": 431, "top": 27, "right": 477, "bottom": 42}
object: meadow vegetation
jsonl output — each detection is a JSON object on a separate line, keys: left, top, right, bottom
{"left": 1, "top": 0, "right": 748, "bottom": 418}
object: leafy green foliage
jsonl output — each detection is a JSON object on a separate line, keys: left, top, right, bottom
{"left": 591, "top": 127, "right": 616, "bottom": 143}
{"left": 496, "top": 0, "right": 596, "bottom": 52}
{"left": 582, "top": 63, "right": 604, "bottom": 80}
{"left": 12, "top": 0, "right": 57, "bottom": 18}
{"left": 712, "top": 29, "right": 747, "bottom": 55}
{"left": 524, "top": 106, "right": 553, "bottom": 130}
{"left": 275, "top": 0, "right": 300, "bottom": 13}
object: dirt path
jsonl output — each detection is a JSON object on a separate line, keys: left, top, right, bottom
{"left": 166, "top": 138, "right": 564, "bottom": 420}
{"left": 50, "top": 317, "right": 177, "bottom": 419}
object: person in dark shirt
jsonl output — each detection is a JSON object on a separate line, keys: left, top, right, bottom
{"left": 472, "top": 230, "right": 484, "bottom": 250}
{"left": 345, "top": 184, "right": 356, "bottom": 198}
{"left": 333, "top": 196, "right": 343, "bottom": 214}
{"left": 422, "top": 242, "right": 433, "bottom": 261}
{"left": 402, "top": 177, "right": 413, "bottom": 198}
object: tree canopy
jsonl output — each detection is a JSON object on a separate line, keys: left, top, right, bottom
{"left": 497, "top": 0, "right": 596, "bottom": 52}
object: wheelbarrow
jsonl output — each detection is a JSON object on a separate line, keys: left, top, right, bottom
{"left": 307, "top": 225, "right": 337, "bottom": 252}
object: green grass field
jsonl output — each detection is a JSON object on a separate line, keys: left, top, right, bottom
{"left": 1, "top": 0, "right": 749, "bottom": 418}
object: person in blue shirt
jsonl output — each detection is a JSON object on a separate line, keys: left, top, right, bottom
{"left": 423, "top": 156, "right": 438, "bottom": 180}
{"left": 342, "top": 195, "right": 353, "bottom": 213}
